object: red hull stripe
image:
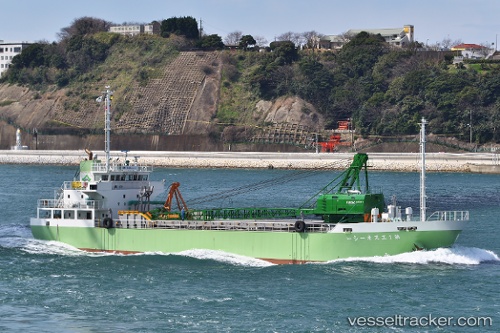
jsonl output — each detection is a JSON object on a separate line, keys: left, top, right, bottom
{"left": 79, "top": 248, "right": 314, "bottom": 264}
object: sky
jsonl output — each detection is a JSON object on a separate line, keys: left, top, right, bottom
{"left": 2, "top": 0, "right": 500, "bottom": 47}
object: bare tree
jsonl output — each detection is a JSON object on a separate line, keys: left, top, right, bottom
{"left": 302, "top": 30, "right": 324, "bottom": 50}
{"left": 440, "top": 37, "right": 454, "bottom": 50}
{"left": 480, "top": 42, "right": 495, "bottom": 57}
{"left": 224, "top": 31, "right": 243, "bottom": 45}
{"left": 254, "top": 35, "right": 268, "bottom": 47}
{"left": 276, "top": 31, "right": 302, "bottom": 46}
{"left": 451, "top": 39, "right": 463, "bottom": 48}
{"left": 340, "top": 30, "right": 355, "bottom": 41}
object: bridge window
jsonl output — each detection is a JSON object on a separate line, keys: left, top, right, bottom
{"left": 40, "top": 209, "right": 51, "bottom": 218}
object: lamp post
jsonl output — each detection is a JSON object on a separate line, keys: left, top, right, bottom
{"left": 33, "top": 128, "right": 38, "bottom": 150}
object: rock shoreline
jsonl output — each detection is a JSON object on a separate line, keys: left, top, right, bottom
{"left": 1, "top": 150, "right": 499, "bottom": 173}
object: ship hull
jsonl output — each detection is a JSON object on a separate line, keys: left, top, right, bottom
{"left": 31, "top": 219, "right": 465, "bottom": 263}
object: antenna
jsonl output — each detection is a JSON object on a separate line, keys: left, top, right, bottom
{"left": 101, "top": 86, "right": 113, "bottom": 172}
{"left": 121, "top": 150, "right": 129, "bottom": 160}
{"left": 420, "top": 117, "right": 427, "bottom": 221}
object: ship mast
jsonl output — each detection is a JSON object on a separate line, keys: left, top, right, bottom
{"left": 104, "top": 86, "right": 112, "bottom": 172}
{"left": 420, "top": 117, "right": 427, "bottom": 221}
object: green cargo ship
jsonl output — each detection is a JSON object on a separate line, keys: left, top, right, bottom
{"left": 30, "top": 88, "right": 469, "bottom": 264}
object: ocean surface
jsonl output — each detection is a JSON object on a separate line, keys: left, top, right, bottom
{"left": 1, "top": 163, "right": 499, "bottom": 332}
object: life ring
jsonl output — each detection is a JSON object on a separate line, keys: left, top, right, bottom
{"left": 103, "top": 217, "right": 113, "bottom": 228}
{"left": 294, "top": 220, "right": 306, "bottom": 233}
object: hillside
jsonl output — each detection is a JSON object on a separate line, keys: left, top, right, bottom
{"left": 2, "top": 31, "right": 500, "bottom": 152}
{"left": 0, "top": 47, "right": 323, "bottom": 151}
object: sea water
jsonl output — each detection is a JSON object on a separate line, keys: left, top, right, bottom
{"left": 0, "top": 164, "right": 499, "bottom": 332}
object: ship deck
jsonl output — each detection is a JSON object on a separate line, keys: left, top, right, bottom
{"left": 115, "top": 218, "right": 333, "bottom": 233}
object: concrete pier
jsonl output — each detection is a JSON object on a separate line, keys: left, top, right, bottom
{"left": 0, "top": 150, "right": 499, "bottom": 173}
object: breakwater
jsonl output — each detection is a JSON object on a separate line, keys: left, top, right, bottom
{"left": 1, "top": 150, "right": 500, "bottom": 173}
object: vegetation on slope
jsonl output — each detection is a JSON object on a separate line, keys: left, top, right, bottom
{"left": 220, "top": 32, "right": 500, "bottom": 144}
{"left": 2, "top": 17, "right": 500, "bottom": 145}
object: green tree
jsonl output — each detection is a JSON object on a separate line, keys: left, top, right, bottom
{"left": 66, "top": 35, "right": 110, "bottom": 73}
{"left": 296, "top": 58, "right": 333, "bottom": 112}
{"left": 269, "top": 41, "right": 298, "bottom": 64}
{"left": 10, "top": 43, "right": 46, "bottom": 68}
{"left": 160, "top": 16, "right": 199, "bottom": 39}
{"left": 336, "top": 31, "right": 388, "bottom": 78}
{"left": 199, "top": 34, "right": 224, "bottom": 49}
{"left": 239, "top": 35, "right": 256, "bottom": 50}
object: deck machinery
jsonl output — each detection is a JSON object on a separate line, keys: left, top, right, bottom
{"left": 139, "top": 153, "right": 384, "bottom": 225}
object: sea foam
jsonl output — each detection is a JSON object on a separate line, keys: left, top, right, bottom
{"left": 176, "top": 249, "right": 275, "bottom": 267}
{"left": 15, "top": 235, "right": 498, "bottom": 267}
{"left": 328, "top": 246, "right": 500, "bottom": 265}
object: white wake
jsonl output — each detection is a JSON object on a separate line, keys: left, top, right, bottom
{"left": 328, "top": 246, "right": 499, "bottom": 265}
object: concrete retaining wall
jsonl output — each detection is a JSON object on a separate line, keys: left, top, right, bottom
{"left": 1, "top": 150, "right": 499, "bottom": 173}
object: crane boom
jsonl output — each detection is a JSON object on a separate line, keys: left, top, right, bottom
{"left": 337, "top": 153, "right": 369, "bottom": 193}
{"left": 164, "top": 182, "right": 188, "bottom": 212}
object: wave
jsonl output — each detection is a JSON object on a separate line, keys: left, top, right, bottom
{"left": 175, "top": 249, "right": 275, "bottom": 267}
{"left": 21, "top": 240, "right": 100, "bottom": 257}
{"left": 0, "top": 224, "right": 39, "bottom": 252}
{"left": 11, "top": 237, "right": 274, "bottom": 267}
{"left": 0, "top": 228, "right": 110, "bottom": 257}
{"left": 327, "top": 246, "right": 500, "bottom": 265}
{"left": 0, "top": 223, "right": 31, "bottom": 238}
{"left": 7, "top": 227, "right": 496, "bottom": 267}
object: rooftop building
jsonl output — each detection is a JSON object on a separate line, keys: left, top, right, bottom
{"left": 320, "top": 25, "right": 414, "bottom": 50}
{"left": 109, "top": 23, "right": 160, "bottom": 36}
{"left": 0, "top": 41, "right": 31, "bottom": 78}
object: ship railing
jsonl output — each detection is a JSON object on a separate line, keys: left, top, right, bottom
{"left": 91, "top": 162, "right": 153, "bottom": 173}
{"left": 189, "top": 207, "right": 300, "bottom": 221}
{"left": 426, "top": 210, "right": 469, "bottom": 222}
{"left": 115, "top": 217, "right": 331, "bottom": 233}
{"left": 52, "top": 185, "right": 65, "bottom": 207}
{"left": 38, "top": 199, "right": 61, "bottom": 208}
{"left": 37, "top": 199, "right": 103, "bottom": 209}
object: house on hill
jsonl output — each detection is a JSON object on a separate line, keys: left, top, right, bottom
{"left": 319, "top": 25, "right": 414, "bottom": 50}
{"left": 318, "top": 35, "right": 346, "bottom": 50}
{"left": 109, "top": 22, "right": 160, "bottom": 36}
{"left": 451, "top": 43, "right": 491, "bottom": 60}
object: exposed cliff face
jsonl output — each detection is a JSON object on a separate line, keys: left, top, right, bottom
{"left": 0, "top": 85, "right": 63, "bottom": 130}
{"left": 255, "top": 96, "right": 324, "bottom": 130}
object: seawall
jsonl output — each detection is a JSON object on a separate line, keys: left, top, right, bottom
{"left": 1, "top": 150, "right": 499, "bottom": 173}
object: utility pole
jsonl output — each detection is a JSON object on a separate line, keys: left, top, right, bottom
{"left": 315, "top": 132, "right": 318, "bottom": 154}
{"left": 349, "top": 118, "right": 354, "bottom": 149}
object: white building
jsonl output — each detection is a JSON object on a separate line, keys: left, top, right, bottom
{"left": 319, "top": 25, "right": 414, "bottom": 50}
{"left": 109, "top": 23, "right": 160, "bottom": 37}
{"left": 0, "top": 41, "right": 31, "bottom": 78}
{"left": 346, "top": 25, "right": 414, "bottom": 47}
